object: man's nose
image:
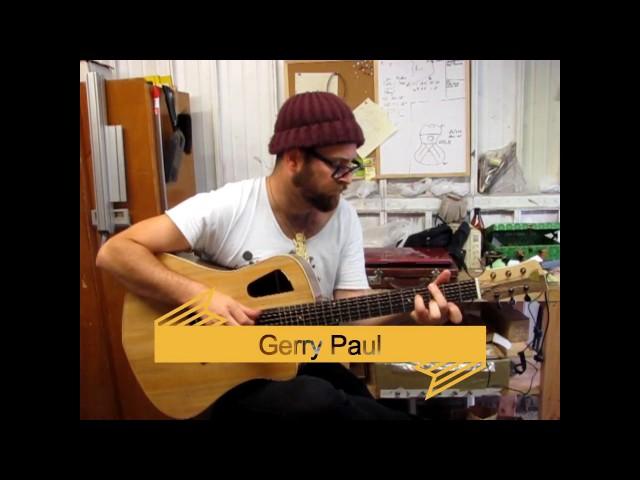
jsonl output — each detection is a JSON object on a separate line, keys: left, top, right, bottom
{"left": 337, "top": 171, "right": 354, "bottom": 185}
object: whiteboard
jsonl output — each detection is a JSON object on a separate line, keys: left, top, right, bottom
{"left": 376, "top": 60, "right": 470, "bottom": 178}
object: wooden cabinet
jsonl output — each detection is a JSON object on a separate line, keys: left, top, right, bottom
{"left": 80, "top": 78, "right": 195, "bottom": 419}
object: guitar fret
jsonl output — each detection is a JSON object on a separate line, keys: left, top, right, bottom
{"left": 259, "top": 279, "right": 481, "bottom": 326}
{"left": 409, "top": 289, "right": 418, "bottom": 312}
{"left": 401, "top": 292, "right": 409, "bottom": 312}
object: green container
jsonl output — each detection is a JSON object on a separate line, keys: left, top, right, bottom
{"left": 485, "top": 222, "right": 560, "bottom": 261}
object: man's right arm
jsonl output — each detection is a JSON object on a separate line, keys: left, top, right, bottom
{"left": 95, "top": 214, "right": 260, "bottom": 325}
{"left": 95, "top": 214, "right": 208, "bottom": 306}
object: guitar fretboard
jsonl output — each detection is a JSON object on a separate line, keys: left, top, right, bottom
{"left": 257, "top": 280, "right": 478, "bottom": 326}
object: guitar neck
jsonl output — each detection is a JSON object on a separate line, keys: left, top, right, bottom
{"left": 257, "top": 279, "right": 479, "bottom": 326}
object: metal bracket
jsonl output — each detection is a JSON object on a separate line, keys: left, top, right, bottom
{"left": 86, "top": 71, "right": 128, "bottom": 236}
{"left": 91, "top": 208, "right": 131, "bottom": 228}
{"left": 105, "top": 125, "right": 127, "bottom": 202}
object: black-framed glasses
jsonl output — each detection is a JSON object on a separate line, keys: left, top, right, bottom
{"left": 305, "top": 148, "right": 363, "bottom": 180}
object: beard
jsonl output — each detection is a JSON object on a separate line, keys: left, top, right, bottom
{"left": 292, "top": 163, "right": 343, "bottom": 212}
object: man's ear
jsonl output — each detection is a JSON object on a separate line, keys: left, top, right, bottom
{"left": 284, "top": 148, "right": 305, "bottom": 173}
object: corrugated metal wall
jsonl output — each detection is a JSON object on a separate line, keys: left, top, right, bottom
{"left": 477, "top": 60, "right": 521, "bottom": 154}
{"left": 521, "top": 60, "right": 560, "bottom": 191}
{"left": 214, "top": 60, "right": 280, "bottom": 186}
{"left": 96, "top": 60, "right": 559, "bottom": 230}
{"left": 100, "top": 60, "right": 281, "bottom": 193}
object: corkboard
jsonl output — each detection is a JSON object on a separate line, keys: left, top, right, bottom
{"left": 285, "top": 60, "right": 472, "bottom": 180}
{"left": 284, "top": 60, "right": 379, "bottom": 169}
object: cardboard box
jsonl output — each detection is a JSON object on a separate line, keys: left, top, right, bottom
{"left": 481, "top": 302, "right": 531, "bottom": 342}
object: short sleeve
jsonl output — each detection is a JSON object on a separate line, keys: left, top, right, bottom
{"left": 165, "top": 187, "right": 237, "bottom": 255}
{"left": 334, "top": 205, "right": 370, "bottom": 290}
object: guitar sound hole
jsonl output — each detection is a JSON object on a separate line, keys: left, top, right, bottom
{"left": 247, "top": 270, "right": 293, "bottom": 297}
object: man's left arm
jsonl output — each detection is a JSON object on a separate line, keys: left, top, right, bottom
{"left": 334, "top": 270, "right": 463, "bottom": 326}
{"left": 335, "top": 206, "right": 461, "bottom": 325}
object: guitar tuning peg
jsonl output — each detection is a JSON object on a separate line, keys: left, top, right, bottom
{"left": 524, "top": 294, "right": 532, "bottom": 302}
{"left": 508, "top": 288, "right": 515, "bottom": 306}
{"left": 523, "top": 285, "right": 531, "bottom": 302}
{"left": 494, "top": 293, "right": 501, "bottom": 309}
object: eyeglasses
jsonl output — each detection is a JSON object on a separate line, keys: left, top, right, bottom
{"left": 305, "top": 148, "right": 363, "bottom": 180}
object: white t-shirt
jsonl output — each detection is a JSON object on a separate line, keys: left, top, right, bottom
{"left": 165, "top": 177, "right": 370, "bottom": 299}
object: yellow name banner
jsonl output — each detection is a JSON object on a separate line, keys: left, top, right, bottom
{"left": 155, "top": 326, "right": 486, "bottom": 364}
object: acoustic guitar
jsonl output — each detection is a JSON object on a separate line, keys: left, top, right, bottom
{"left": 122, "top": 253, "right": 548, "bottom": 419}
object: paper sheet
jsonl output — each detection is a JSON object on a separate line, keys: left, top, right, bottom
{"left": 353, "top": 98, "right": 398, "bottom": 158}
{"left": 295, "top": 72, "right": 338, "bottom": 95}
{"left": 353, "top": 156, "right": 376, "bottom": 180}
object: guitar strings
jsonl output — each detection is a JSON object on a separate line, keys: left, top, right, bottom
{"left": 258, "top": 283, "right": 479, "bottom": 323}
{"left": 257, "top": 281, "right": 479, "bottom": 326}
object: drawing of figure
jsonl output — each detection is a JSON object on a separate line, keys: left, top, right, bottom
{"left": 414, "top": 124, "right": 447, "bottom": 166}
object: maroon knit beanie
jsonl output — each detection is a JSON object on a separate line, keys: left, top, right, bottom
{"left": 268, "top": 92, "right": 365, "bottom": 155}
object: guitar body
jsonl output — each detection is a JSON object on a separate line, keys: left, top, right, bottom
{"left": 121, "top": 251, "right": 547, "bottom": 419}
{"left": 122, "top": 253, "right": 321, "bottom": 419}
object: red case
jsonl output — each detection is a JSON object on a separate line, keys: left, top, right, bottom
{"left": 364, "top": 247, "right": 458, "bottom": 289}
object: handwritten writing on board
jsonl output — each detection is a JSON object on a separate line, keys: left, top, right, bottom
{"left": 378, "top": 60, "right": 468, "bottom": 177}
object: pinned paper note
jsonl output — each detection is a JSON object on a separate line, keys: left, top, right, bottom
{"left": 144, "top": 75, "right": 173, "bottom": 87}
{"left": 353, "top": 157, "right": 376, "bottom": 180}
{"left": 353, "top": 98, "right": 398, "bottom": 158}
{"left": 365, "top": 165, "right": 376, "bottom": 181}
{"left": 295, "top": 72, "right": 338, "bottom": 95}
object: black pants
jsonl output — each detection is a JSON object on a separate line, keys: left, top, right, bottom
{"left": 205, "top": 363, "right": 416, "bottom": 420}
